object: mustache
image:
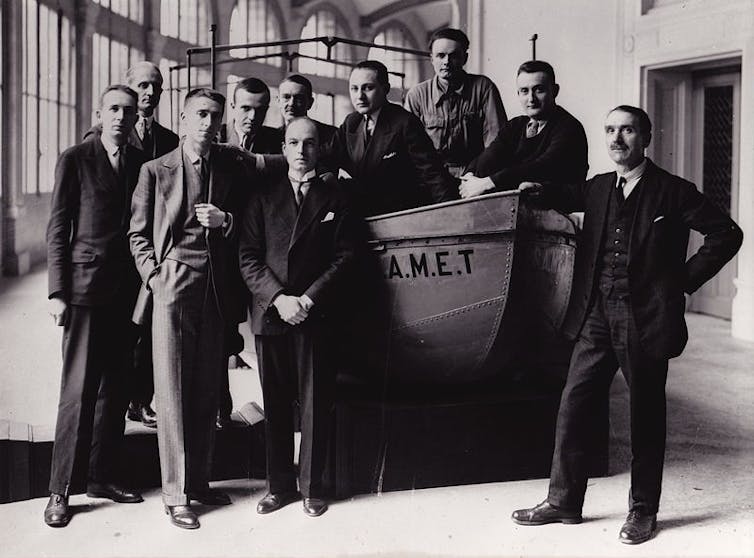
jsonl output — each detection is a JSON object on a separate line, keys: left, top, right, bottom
{"left": 610, "top": 143, "right": 627, "bottom": 150}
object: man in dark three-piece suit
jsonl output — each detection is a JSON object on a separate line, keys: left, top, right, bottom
{"left": 45, "top": 85, "right": 147, "bottom": 527}
{"left": 512, "top": 106, "right": 743, "bottom": 545}
{"left": 239, "top": 117, "right": 358, "bottom": 517}
{"left": 460, "top": 60, "right": 588, "bottom": 198}
{"left": 333, "top": 60, "right": 458, "bottom": 217}
{"left": 129, "top": 88, "right": 256, "bottom": 529}
{"left": 226, "top": 76, "right": 283, "bottom": 155}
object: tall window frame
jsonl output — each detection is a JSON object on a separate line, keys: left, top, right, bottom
{"left": 298, "top": 9, "right": 352, "bottom": 79}
{"left": 21, "top": 0, "right": 76, "bottom": 195}
{"left": 368, "top": 25, "right": 422, "bottom": 90}
{"left": 160, "top": 0, "right": 210, "bottom": 45}
{"left": 92, "top": 0, "right": 144, "bottom": 24}
{"left": 229, "top": 0, "right": 283, "bottom": 66}
{"left": 91, "top": 32, "right": 144, "bottom": 115}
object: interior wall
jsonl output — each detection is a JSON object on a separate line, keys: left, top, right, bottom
{"left": 473, "top": 0, "right": 620, "bottom": 178}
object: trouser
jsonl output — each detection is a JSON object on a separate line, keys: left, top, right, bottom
{"left": 131, "top": 321, "right": 154, "bottom": 406}
{"left": 48, "top": 299, "right": 134, "bottom": 494}
{"left": 151, "top": 259, "right": 224, "bottom": 506}
{"left": 547, "top": 291, "right": 669, "bottom": 514}
{"left": 255, "top": 328, "right": 335, "bottom": 498}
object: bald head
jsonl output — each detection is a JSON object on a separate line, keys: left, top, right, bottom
{"left": 126, "top": 61, "right": 164, "bottom": 117}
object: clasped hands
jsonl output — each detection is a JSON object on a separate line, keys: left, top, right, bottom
{"left": 273, "top": 294, "right": 314, "bottom": 326}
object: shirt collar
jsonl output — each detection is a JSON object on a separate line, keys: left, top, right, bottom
{"left": 618, "top": 158, "right": 647, "bottom": 182}
{"left": 139, "top": 114, "right": 154, "bottom": 128}
{"left": 431, "top": 73, "right": 468, "bottom": 106}
{"left": 182, "top": 141, "right": 208, "bottom": 165}
{"left": 100, "top": 134, "right": 122, "bottom": 157}
{"left": 289, "top": 168, "right": 317, "bottom": 184}
{"left": 365, "top": 107, "right": 382, "bottom": 126}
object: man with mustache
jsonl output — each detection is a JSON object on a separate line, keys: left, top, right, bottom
{"left": 405, "top": 28, "right": 506, "bottom": 178}
{"left": 459, "top": 60, "right": 588, "bottom": 197}
{"left": 511, "top": 106, "right": 743, "bottom": 545}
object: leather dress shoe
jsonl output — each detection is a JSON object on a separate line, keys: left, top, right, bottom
{"left": 165, "top": 505, "right": 200, "bottom": 529}
{"left": 256, "top": 492, "right": 299, "bottom": 514}
{"left": 302, "top": 497, "right": 328, "bottom": 517}
{"left": 127, "top": 402, "right": 157, "bottom": 428}
{"left": 44, "top": 494, "right": 70, "bottom": 527}
{"left": 511, "top": 500, "right": 583, "bottom": 526}
{"left": 86, "top": 482, "right": 143, "bottom": 503}
{"left": 619, "top": 510, "right": 657, "bottom": 544}
{"left": 190, "top": 489, "right": 232, "bottom": 506}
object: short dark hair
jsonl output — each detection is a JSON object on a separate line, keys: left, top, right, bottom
{"left": 609, "top": 105, "right": 653, "bottom": 137}
{"left": 517, "top": 60, "right": 557, "bottom": 86}
{"left": 352, "top": 60, "right": 390, "bottom": 88}
{"left": 234, "top": 77, "right": 270, "bottom": 103}
{"left": 428, "top": 28, "right": 470, "bottom": 51}
{"left": 99, "top": 84, "right": 137, "bottom": 108}
{"left": 280, "top": 74, "right": 313, "bottom": 98}
{"left": 184, "top": 88, "right": 226, "bottom": 115}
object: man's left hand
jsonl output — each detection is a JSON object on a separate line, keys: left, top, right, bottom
{"left": 195, "top": 203, "right": 226, "bottom": 228}
{"left": 459, "top": 174, "right": 495, "bottom": 199}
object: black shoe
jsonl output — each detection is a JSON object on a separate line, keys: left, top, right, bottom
{"left": 302, "top": 497, "right": 328, "bottom": 517}
{"left": 190, "top": 489, "right": 232, "bottom": 506}
{"left": 256, "top": 492, "right": 299, "bottom": 514}
{"left": 511, "top": 500, "right": 583, "bottom": 526}
{"left": 44, "top": 494, "right": 70, "bottom": 527}
{"left": 619, "top": 510, "right": 657, "bottom": 544}
{"left": 127, "top": 402, "right": 157, "bottom": 428}
{"left": 165, "top": 505, "right": 200, "bottom": 529}
{"left": 86, "top": 482, "right": 143, "bottom": 503}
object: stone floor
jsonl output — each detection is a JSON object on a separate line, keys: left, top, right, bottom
{"left": 1, "top": 267, "right": 753, "bottom": 557}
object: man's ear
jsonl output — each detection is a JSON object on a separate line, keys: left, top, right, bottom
{"left": 462, "top": 51, "right": 469, "bottom": 66}
{"left": 95, "top": 109, "right": 102, "bottom": 124}
{"left": 306, "top": 96, "right": 314, "bottom": 111}
{"left": 552, "top": 83, "right": 560, "bottom": 99}
{"left": 643, "top": 132, "right": 652, "bottom": 149}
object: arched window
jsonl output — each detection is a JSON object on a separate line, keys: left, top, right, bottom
{"left": 92, "top": 0, "right": 144, "bottom": 23}
{"left": 368, "top": 26, "right": 421, "bottom": 90}
{"left": 229, "top": 0, "right": 283, "bottom": 66}
{"left": 298, "top": 9, "right": 352, "bottom": 79}
{"left": 160, "top": 0, "right": 210, "bottom": 45}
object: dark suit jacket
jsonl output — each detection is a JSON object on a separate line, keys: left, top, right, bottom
{"left": 332, "top": 102, "right": 458, "bottom": 216}
{"left": 226, "top": 125, "right": 283, "bottom": 154}
{"left": 239, "top": 174, "right": 357, "bottom": 335}
{"left": 542, "top": 159, "right": 743, "bottom": 359}
{"left": 129, "top": 143, "right": 257, "bottom": 325}
{"left": 84, "top": 120, "right": 179, "bottom": 160}
{"left": 47, "top": 134, "right": 147, "bottom": 306}
{"left": 467, "top": 105, "right": 588, "bottom": 189}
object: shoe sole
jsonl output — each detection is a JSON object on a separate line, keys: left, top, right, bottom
{"left": 619, "top": 528, "right": 656, "bottom": 544}
{"left": 44, "top": 518, "right": 70, "bottom": 528}
{"left": 303, "top": 507, "right": 327, "bottom": 517}
{"left": 512, "top": 517, "right": 583, "bottom": 526}
{"left": 164, "top": 507, "right": 200, "bottom": 529}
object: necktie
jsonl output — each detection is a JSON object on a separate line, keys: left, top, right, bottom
{"left": 243, "top": 133, "right": 253, "bottom": 151}
{"left": 364, "top": 115, "right": 373, "bottom": 145}
{"left": 526, "top": 119, "right": 540, "bottom": 138}
{"left": 616, "top": 176, "right": 626, "bottom": 204}
{"left": 114, "top": 147, "right": 125, "bottom": 181}
{"left": 293, "top": 181, "right": 309, "bottom": 210}
{"left": 199, "top": 157, "right": 209, "bottom": 202}
{"left": 136, "top": 118, "right": 146, "bottom": 141}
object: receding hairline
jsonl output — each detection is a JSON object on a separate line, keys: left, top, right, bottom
{"left": 126, "top": 61, "right": 163, "bottom": 85}
{"left": 285, "top": 117, "right": 319, "bottom": 141}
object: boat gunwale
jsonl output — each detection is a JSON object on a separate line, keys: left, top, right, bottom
{"left": 365, "top": 190, "right": 521, "bottom": 222}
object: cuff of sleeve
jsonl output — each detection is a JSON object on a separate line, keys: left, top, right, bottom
{"left": 222, "top": 212, "right": 234, "bottom": 237}
{"left": 300, "top": 294, "right": 314, "bottom": 310}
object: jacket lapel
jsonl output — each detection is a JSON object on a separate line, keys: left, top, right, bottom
{"left": 290, "top": 177, "right": 329, "bottom": 249}
{"left": 157, "top": 147, "right": 184, "bottom": 243}
{"left": 270, "top": 177, "right": 298, "bottom": 246}
{"left": 208, "top": 145, "right": 230, "bottom": 208}
{"left": 92, "top": 139, "right": 119, "bottom": 191}
{"left": 346, "top": 118, "right": 366, "bottom": 172}
{"left": 363, "top": 109, "right": 397, "bottom": 172}
{"left": 628, "top": 160, "right": 664, "bottom": 260}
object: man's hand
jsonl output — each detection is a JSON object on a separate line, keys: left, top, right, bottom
{"left": 273, "top": 294, "right": 309, "bottom": 325}
{"left": 48, "top": 296, "right": 68, "bottom": 326}
{"left": 195, "top": 203, "right": 226, "bottom": 228}
{"left": 459, "top": 174, "right": 495, "bottom": 199}
{"left": 518, "top": 181, "right": 543, "bottom": 194}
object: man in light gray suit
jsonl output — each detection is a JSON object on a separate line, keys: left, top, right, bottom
{"left": 129, "top": 88, "right": 255, "bottom": 529}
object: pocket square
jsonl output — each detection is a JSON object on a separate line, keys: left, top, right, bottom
{"left": 382, "top": 151, "right": 397, "bottom": 160}
{"left": 653, "top": 215, "right": 665, "bottom": 223}
{"left": 338, "top": 168, "right": 353, "bottom": 179}
{"left": 321, "top": 211, "right": 335, "bottom": 222}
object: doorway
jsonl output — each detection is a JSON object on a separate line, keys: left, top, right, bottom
{"left": 646, "top": 59, "right": 741, "bottom": 319}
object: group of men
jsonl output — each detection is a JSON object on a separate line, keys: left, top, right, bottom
{"left": 44, "top": 26, "right": 742, "bottom": 545}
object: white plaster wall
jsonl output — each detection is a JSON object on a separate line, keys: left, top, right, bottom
{"left": 472, "top": 0, "right": 621, "bottom": 177}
